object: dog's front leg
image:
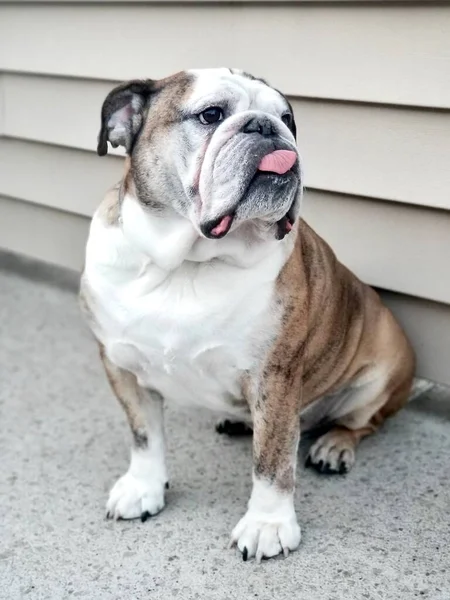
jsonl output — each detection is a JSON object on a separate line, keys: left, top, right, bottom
{"left": 231, "top": 364, "right": 303, "bottom": 562}
{"left": 100, "top": 347, "right": 168, "bottom": 522}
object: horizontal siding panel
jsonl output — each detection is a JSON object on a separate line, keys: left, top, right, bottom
{"left": 1, "top": 139, "right": 449, "bottom": 304}
{"left": 0, "top": 4, "right": 449, "bottom": 108}
{"left": 302, "top": 192, "right": 450, "bottom": 305}
{"left": 0, "top": 195, "right": 89, "bottom": 271}
{"left": 0, "top": 138, "right": 123, "bottom": 217}
{"left": 298, "top": 101, "right": 450, "bottom": 210}
{"left": 0, "top": 74, "right": 4, "bottom": 135}
{"left": 0, "top": 195, "right": 448, "bottom": 385}
{"left": 2, "top": 74, "right": 112, "bottom": 157}
{"left": 4, "top": 74, "right": 449, "bottom": 210}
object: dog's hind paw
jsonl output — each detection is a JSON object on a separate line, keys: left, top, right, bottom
{"left": 215, "top": 419, "right": 253, "bottom": 437}
{"left": 306, "top": 428, "right": 357, "bottom": 475}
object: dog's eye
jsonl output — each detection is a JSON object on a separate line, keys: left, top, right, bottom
{"left": 281, "top": 113, "right": 293, "bottom": 128}
{"left": 198, "top": 107, "right": 224, "bottom": 125}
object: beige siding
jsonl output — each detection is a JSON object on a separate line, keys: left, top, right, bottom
{"left": 0, "top": 195, "right": 89, "bottom": 271}
{"left": 1, "top": 4, "right": 449, "bottom": 107}
{"left": 0, "top": 1, "right": 449, "bottom": 384}
{"left": 0, "top": 73, "right": 4, "bottom": 135}
{"left": 0, "top": 138, "right": 122, "bottom": 217}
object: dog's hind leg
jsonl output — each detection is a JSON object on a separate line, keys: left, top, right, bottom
{"left": 305, "top": 365, "right": 413, "bottom": 475}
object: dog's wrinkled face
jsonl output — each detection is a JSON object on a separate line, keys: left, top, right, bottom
{"left": 98, "top": 68, "right": 302, "bottom": 240}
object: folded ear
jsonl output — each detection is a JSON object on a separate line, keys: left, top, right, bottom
{"left": 97, "top": 79, "right": 155, "bottom": 156}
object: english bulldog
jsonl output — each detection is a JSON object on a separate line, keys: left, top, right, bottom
{"left": 80, "top": 68, "right": 415, "bottom": 562}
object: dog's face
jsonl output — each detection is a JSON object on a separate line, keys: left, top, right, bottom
{"left": 98, "top": 68, "right": 302, "bottom": 240}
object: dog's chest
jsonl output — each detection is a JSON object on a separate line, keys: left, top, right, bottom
{"left": 92, "top": 257, "right": 281, "bottom": 414}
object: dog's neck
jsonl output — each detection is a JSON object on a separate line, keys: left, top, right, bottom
{"left": 120, "top": 192, "right": 295, "bottom": 273}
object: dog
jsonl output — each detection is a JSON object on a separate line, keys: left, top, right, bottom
{"left": 80, "top": 68, "right": 415, "bottom": 562}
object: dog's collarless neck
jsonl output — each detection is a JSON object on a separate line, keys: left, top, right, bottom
{"left": 120, "top": 193, "right": 290, "bottom": 273}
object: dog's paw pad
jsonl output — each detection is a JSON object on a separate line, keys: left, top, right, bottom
{"left": 106, "top": 472, "right": 166, "bottom": 521}
{"left": 306, "top": 430, "right": 356, "bottom": 475}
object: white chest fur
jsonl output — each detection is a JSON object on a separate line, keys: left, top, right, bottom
{"left": 84, "top": 196, "right": 290, "bottom": 416}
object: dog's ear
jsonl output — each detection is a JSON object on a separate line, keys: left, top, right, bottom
{"left": 97, "top": 79, "right": 155, "bottom": 156}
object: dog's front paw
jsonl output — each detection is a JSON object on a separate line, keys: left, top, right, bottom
{"left": 106, "top": 472, "right": 166, "bottom": 522}
{"left": 230, "top": 508, "right": 301, "bottom": 562}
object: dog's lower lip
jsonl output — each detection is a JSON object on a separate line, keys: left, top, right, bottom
{"left": 200, "top": 213, "right": 235, "bottom": 239}
{"left": 211, "top": 214, "right": 233, "bottom": 237}
{"left": 257, "top": 170, "right": 293, "bottom": 177}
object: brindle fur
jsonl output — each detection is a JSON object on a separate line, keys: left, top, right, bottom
{"left": 99, "top": 343, "right": 150, "bottom": 450}
{"left": 246, "top": 220, "right": 415, "bottom": 489}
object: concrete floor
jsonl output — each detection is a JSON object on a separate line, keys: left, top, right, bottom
{"left": 1, "top": 252, "right": 449, "bottom": 600}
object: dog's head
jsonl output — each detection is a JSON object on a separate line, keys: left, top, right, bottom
{"left": 98, "top": 68, "right": 302, "bottom": 241}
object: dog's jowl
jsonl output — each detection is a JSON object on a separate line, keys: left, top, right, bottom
{"left": 80, "top": 68, "right": 415, "bottom": 562}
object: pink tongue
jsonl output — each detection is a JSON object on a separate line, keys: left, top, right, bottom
{"left": 258, "top": 150, "right": 297, "bottom": 175}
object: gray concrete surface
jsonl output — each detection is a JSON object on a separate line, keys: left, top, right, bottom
{"left": 1, "top": 252, "right": 449, "bottom": 600}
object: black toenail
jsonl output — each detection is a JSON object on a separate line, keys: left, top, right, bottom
{"left": 318, "top": 460, "right": 324, "bottom": 471}
{"left": 215, "top": 421, "right": 227, "bottom": 434}
{"left": 141, "top": 511, "right": 151, "bottom": 522}
{"left": 165, "top": 482, "right": 169, "bottom": 490}
{"left": 305, "top": 455, "right": 312, "bottom": 468}
{"left": 339, "top": 462, "right": 349, "bottom": 475}
{"left": 242, "top": 547, "right": 248, "bottom": 561}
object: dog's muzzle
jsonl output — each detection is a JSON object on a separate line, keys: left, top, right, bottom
{"left": 200, "top": 149, "right": 297, "bottom": 239}
{"left": 198, "top": 113, "right": 301, "bottom": 240}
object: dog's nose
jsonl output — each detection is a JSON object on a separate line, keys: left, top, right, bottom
{"left": 242, "top": 117, "right": 275, "bottom": 137}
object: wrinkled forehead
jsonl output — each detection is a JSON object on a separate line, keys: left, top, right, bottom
{"left": 186, "top": 68, "right": 288, "bottom": 114}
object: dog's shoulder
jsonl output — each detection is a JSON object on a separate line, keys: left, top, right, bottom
{"left": 96, "top": 183, "right": 121, "bottom": 227}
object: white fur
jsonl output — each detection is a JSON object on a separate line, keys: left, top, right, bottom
{"left": 85, "top": 194, "right": 293, "bottom": 418}
{"left": 230, "top": 477, "right": 301, "bottom": 562}
{"left": 106, "top": 445, "right": 167, "bottom": 520}
{"left": 188, "top": 68, "right": 287, "bottom": 117}
{"left": 106, "top": 388, "right": 167, "bottom": 520}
